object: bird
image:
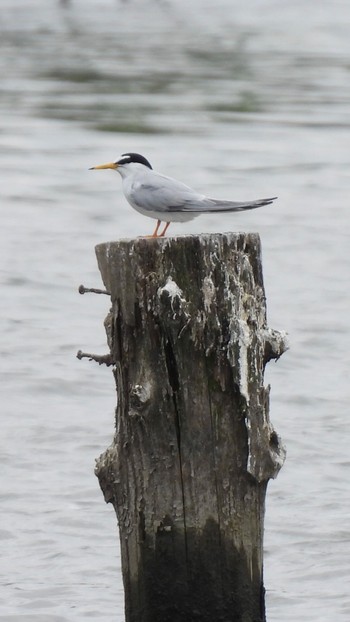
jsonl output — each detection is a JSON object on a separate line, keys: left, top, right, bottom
{"left": 89, "top": 152, "right": 277, "bottom": 237}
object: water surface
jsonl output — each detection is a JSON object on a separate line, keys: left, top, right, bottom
{"left": 1, "top": 1, "right": 350, "bottom": 620}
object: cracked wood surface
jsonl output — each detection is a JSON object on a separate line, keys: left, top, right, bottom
{"left": 94, "top": 233, "right": 287, "bottom": 622}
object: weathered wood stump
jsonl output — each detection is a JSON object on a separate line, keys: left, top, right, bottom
{"left": 94, "top": 233, "right": 287, "bottom": 622}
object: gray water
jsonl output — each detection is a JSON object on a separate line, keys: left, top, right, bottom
{"left": 1, "top": 1, "right": 350, "bottom": 620}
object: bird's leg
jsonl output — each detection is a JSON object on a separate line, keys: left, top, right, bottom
{"left": 151, "top": 219, "right": 161, "bottom": 237}
{"left": 159, "top": 222, "right": 171, "bottom": 237}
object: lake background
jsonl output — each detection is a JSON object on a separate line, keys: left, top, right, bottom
{"left": 1, "top": 1, "right": 350, "bottom": 621}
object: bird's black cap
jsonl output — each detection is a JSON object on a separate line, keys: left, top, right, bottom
{"left": 117, "top": 153, "right": 153, "bottom": 169}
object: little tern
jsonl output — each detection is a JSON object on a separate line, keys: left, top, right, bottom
{"left": 90, "top": 152, "right": 276, "bottom": 237}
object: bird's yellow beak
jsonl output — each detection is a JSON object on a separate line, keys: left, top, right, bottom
{"left": 89, "top": 162, "right": 119, "bottom": 170}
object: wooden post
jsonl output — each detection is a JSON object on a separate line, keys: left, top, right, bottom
{"left": 93, "top": 233, "right": 287, "bottom": 622}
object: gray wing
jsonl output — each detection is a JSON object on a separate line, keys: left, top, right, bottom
{"left": 129, "top": 172, "right": 206, "bottom": 213}
{"left": 181, "top": 196, "right": 278, "bottom": 212}
{"left": 129, "top": 171, "right": 276, "bottom": 213}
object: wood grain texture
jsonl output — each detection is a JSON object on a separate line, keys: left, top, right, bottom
{"left": 94, "top": 233, "right": 287, "bottom": 622}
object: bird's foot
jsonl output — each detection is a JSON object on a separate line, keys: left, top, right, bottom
{"left": 139, "top": 220, "right": 170, "bottom": 238}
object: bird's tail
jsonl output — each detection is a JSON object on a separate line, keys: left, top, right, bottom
{"left": 183, "top": 196, "right": 277, "bottom": 213}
